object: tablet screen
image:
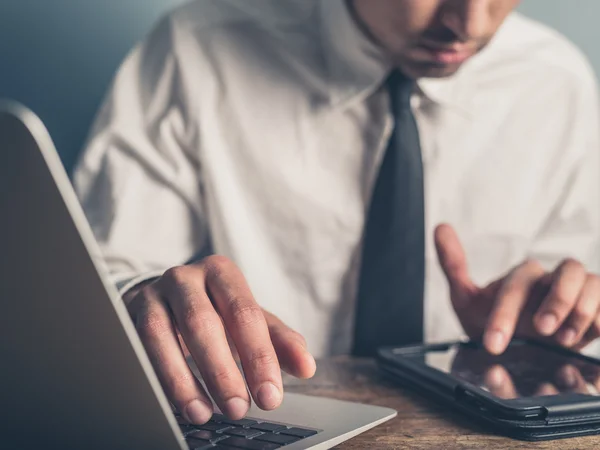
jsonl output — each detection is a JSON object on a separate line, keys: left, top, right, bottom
{"left": 417, "top": 341, "right": 600, "bottom": 399}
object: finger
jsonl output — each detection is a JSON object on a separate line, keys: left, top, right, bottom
{"left": 434, "top": 224, "right": 478, "bottom": 310}
{"left": 534, "top": 383, "right": 559, "bottom": 396}
{"left": 160, "top": 265, "right": 251, "bottom": 420}
{"left": 484, "top": 259, "right": 545, "bottom": 355}
{"left": 556, "top": 275, "right": 600, "bottom": 347}
{"left": 555, "top": 365, "right": 588, "bottom": 394}
{"left": 204, "top": 256, "right": 284, "bottom": 411}
{"left": 134, "top": 287, "right": 213, "bottom": 424}
{"left": 263, "top": 310, "right": 316, "bottom": 379}
{"left": 577, "top": 314, "right": 600, "bottom": 350}
{"left": 534, "top": 259, "right": 587, "bottom": 337}
{"left": 224, "top": 327, "right": 241, "bottom": 362}
{"left": 484, "top": 365, "right": 518, "bottom": 399}
{"left": 593, "top": 370, "right": 600, "bottom": 394}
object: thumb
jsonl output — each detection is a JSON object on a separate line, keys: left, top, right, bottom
{"left": 434, "top": 223, "right": 478, "bottom": 309}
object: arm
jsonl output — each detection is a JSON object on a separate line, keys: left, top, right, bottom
{"left": 435, "top": 64, "right": 600, "bottom": 356}
{"left": 74, "top": 16, "right": 315, "bottom": 423}
{"left": 526, "top": 68, "right": 600, "bottom": 355}
{"left": 74, "top": 16, "right": 206, "bottom": 293}
{"left": 528, "top": 71, "right": 600, "bottom": 275}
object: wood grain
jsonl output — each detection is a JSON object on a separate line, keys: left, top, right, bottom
{"left": 282, "top": 357, "right": 600, "bottom": 449}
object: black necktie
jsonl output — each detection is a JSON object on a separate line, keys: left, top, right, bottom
{"left": 352, "top": 70, "right": 426, "bottom": 357}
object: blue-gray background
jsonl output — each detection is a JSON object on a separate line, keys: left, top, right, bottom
{"left": 0, "top": 0, "right": 598, "bottom": 172}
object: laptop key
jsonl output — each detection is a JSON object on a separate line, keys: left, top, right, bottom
{"left": 253, "top": 433, "right": 299, "bottom": 445}
{"left": 213, "top": 446, "right": 274, "bottom": 450}
{"left": 250, "top": 422, "right": 286, "bottom": 433}
{"left": 280, "top": 427, "right": 319, "bottom": 438}
{"left": 223, "top": 427, "right": 262, "bottom": 438}
{"left": 177, "top": 416, "right": 192, "bottom": 425}
{"left": 186, "top": 429, "right": 229, "bottom": 443}
{"left": 198, "top": 422, "right": 232, "bottom": 432}
{"left": 210, "top": 413, "right": 227, "bottom": 423}
{"left": 218, "top": 436, "right": 282, "bottom": 449}
{"left": 180, "top": 424, "right": 201, "bottom": 435}
{"left": 221, "top": 418, "right": 259, "bottom": 427}
{"left": 209, "top": 413, "right": 258, "bottom": 427}
{"left": 186, "top": 440, "right": 216, "bottom": 450}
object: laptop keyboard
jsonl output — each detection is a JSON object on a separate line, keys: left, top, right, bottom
{"left": 176, "top": 412, "right": 320, "bottom": 449}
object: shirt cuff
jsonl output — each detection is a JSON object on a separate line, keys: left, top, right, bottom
{"left": 115, "top": 270, "right": 165, "bottom": 297}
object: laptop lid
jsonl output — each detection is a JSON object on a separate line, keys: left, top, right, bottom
{"left": 0, "top": 100, "right": 186, "bottom": 450}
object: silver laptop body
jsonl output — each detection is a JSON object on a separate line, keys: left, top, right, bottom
{"left": 0, "top": 100, "right": 397, "bottom": 450}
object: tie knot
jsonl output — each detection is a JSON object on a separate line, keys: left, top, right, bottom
{"left": 388, "top": 70, "right": 415, "bottom": 111}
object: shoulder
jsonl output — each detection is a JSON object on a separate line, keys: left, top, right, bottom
{"left": 465, "top": 12, "right": 597, "bottom": 101}
{"left": 167, "top": 0, "right": 318, "bottom": 35}
{"left": 141, "top": 0, "right": 320, "bottom": 71}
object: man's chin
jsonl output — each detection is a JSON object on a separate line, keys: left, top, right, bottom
{"left": 397, "top": 60, "right": 464, "bottom": 79}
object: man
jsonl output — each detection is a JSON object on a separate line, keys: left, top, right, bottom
{"left": 74, "top": 0, "right": 600, "bottom": 425}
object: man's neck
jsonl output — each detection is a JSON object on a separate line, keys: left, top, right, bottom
{"left": 344, "top": 0, "right": 392, "bottom": 61}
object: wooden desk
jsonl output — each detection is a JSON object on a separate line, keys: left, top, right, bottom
{"left": 282, "top": 357, "right": 600, "bottom": 449}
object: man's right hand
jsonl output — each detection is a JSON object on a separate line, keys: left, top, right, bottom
{"left": 124, "top": 255, "right": 316, "bottom": 425}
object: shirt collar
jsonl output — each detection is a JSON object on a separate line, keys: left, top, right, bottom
{"left": 318, "top": 0, "right": 390, "bottom": 107}
{"left": 417, "top": 76, "right": 474, "bottom": 114}
{"left": 318, "top": 0, "right": 474, "bottom": 113}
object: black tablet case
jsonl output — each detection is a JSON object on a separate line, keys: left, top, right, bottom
{"left": 377, "top": 343, "right": 600, "bottom": 441}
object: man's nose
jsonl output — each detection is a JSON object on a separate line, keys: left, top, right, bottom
{"left": 440, "top": 0, "right": 491, "bottom": 41}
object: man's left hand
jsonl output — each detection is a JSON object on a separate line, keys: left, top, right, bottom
{"left": 435, "top": 224, "right": 600, "bottom": 354}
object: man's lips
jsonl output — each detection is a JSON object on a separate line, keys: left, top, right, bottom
{"left": 417, "top": 42, "right": 476, "bottom": 65}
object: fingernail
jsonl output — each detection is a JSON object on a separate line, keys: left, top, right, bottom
{"left": 487, "top": 367, "right": 505, "bottom": 388}
{"left": 537, "top": 383, "right": 557, "bottom": 396}
{"left": 184, "top": 399, "right": 212, "bottom": 424}
{"left": 306, "top": 353, "right": 317, "bottom": 377}
{"left": 562, "top": 366, "right": 577, "bottom": 388}
{"left": 484, "top": 330, "right": 506, "bottom": 354}
{"left": 224, "top": 397, "right": 250, "bottom": 420}
{"left": 538, "top": 313, "right": 558, "bottom": 335}
{"left": 561, "top": 328, "right": 578, "bottom": 347}
{"left": 257, "top": 382, "right": 282, "bottom": 410}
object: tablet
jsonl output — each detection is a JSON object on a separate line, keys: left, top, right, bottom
{"left": 377, "top": 339, "right": 600, "bottom": 441}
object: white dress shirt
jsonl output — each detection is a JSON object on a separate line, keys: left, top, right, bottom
{"left": 73, "top": 0, "right": 600, "bottom": 358}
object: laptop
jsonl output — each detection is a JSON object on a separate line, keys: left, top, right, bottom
{"left": 0, "top": 100, "right": 397, "bottom": 450}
